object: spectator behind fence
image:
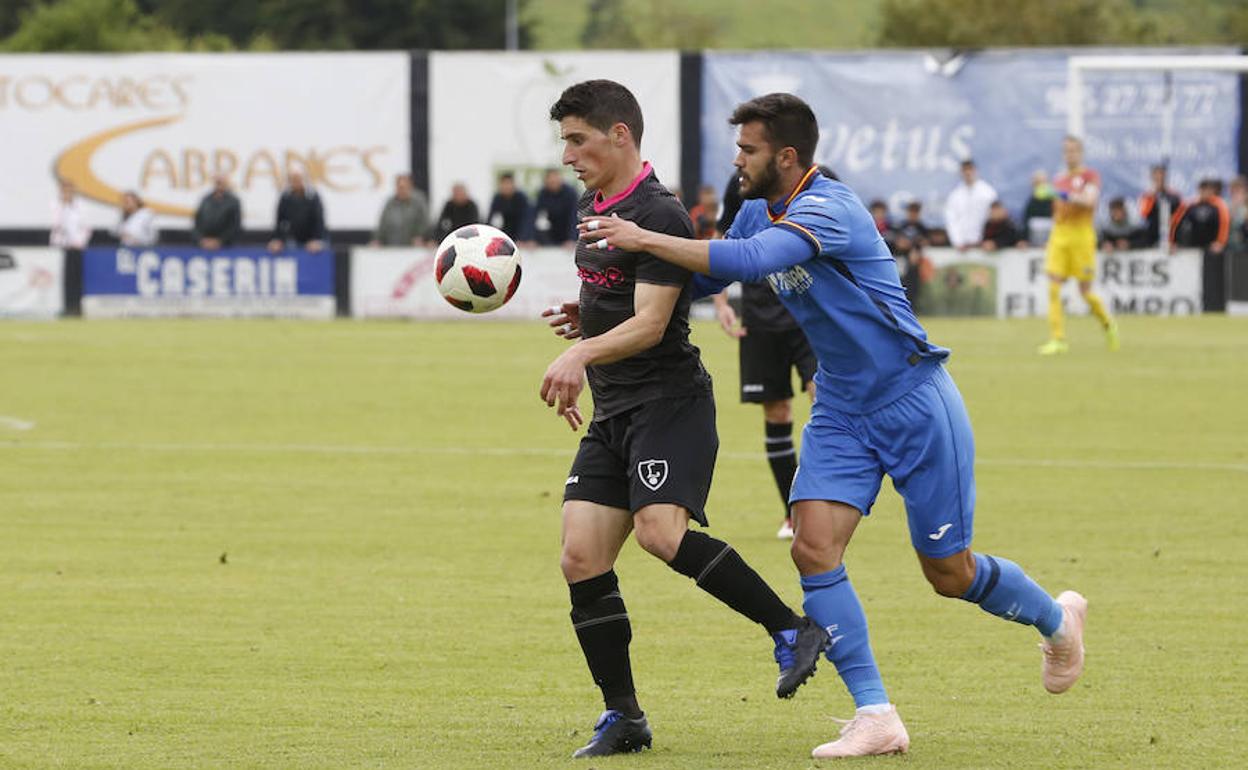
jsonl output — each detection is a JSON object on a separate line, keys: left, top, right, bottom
{"left": 371, "top": 172, "right": 429, "bottom": 247}
{"left": 1228, "top": 175, "right": 1247, "bottom": 253}
{"left": 533, "top": 168, "right": 578, "bottom": 245}
{"left": 895, "top": 200, "right": 932, "bottom": 307}
{"left": 981, "top": 201, "right": 1022, "bottom": 251}
{"left": 111, "top": 190, "right": 157, "bottom": 247}
{"left": 1172, "top": 179, "right": 1230, "bottom": 253}
{"left": 1139, "top": 164, "right": 1182, "bottom": 247}
{"left": 1099, "top": 197, "right": 1140, "bottom": 253}
{"left": 50, "top": 179, "right": 91, "bottom": 249}
{"left": 1173, "top": 179, "right": 1232, "bottom": 312}
{"left": 1022, "top": 170, "right": 1055, "bottom": 244}
{"left": 433, "top": 182, "right": 480, "bottom": 242}
{"left": 268, "top": 170, "right": 326, "bottom": 253}
{"left": 687, "top": 184, "right": 720, "bottom": 240}
{"left": 487, "top": 172, "right": 534, "bottom": 243}
{"left": 867, "top": 199, "right": 897, "bottom": 252}
{"left": 193, "top": 175, "right": 242, "bottom": 250}
{"left": 944, "top": 159, "right": 997, "bottom": 250}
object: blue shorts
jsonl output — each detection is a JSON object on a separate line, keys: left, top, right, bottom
{"left": 790, "top": 365, "right": 975, "bottom": 558}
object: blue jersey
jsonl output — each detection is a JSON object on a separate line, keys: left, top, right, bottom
{"left": 711, "top": 167, "right": 949, "bottom": 413}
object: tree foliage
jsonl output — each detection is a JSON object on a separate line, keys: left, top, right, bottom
{"left": 877, "top": 0, "right": 1248, "bottom": 47}
{"left": 2, "top": 0, "right": 534, "bottom": 52}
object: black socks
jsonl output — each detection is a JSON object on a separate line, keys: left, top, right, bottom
{"left": 569, "top": 570, "right": 642, "bottom": 718}
{"left": 668, "top": 530, "right": 800, "bottom": 634}
{"left": 765, "top": 421, "right": 797, "bottom": 511}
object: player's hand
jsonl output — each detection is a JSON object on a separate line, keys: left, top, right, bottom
{"left": 713, "top": 299, "right": 746, "bottom": 338}
{"left": 541, "top": 301, "right": 582, "bottom": 340}
{"left": 540, "top": 347, "right": 588, "bottom": 431}
{"left": 578, "top": 213, "right": 646, "bottom": 252}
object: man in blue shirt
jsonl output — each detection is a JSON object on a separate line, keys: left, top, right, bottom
{"left": 578, "top": 93, "right": 1088, "bottom": 760}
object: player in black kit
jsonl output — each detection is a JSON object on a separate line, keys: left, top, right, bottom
{"left": 538, "top": 80, "right": 828, "bottom": 759}
{"left": 710, "top": 169, "right": 820, "bottom": 539}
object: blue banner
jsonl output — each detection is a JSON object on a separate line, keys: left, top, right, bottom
{"left": 702, "top": 49, "right": 1240, "bottom": 225}
{"left": 82, "top": 246, "right": 335, "bottom": 318}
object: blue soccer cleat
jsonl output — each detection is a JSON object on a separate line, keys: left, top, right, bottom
{"left": 773, "top": 617, "right": 829, "bottom": 698}
{"left": 572, "top": 709, "right": 652, "bottom": 758}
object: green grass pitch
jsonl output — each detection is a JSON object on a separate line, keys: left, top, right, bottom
{"left": 1, "top": 316, "right": 1245, "bottom": 769}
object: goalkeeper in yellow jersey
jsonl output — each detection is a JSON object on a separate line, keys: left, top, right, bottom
{"left": 1038, "top": 136, "right": 1120, "bottom": 355}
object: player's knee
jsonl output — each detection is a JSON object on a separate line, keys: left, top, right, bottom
{"left": 560, "top": 545, "right": 605, "bottom": 583}
{"left": 926, "top": 572, "right": 971, "bottom": 598}
{"left": 632, "top": 514, "right": 683, "bottom": 562}
{"left": 762, "top": 400, "right": 792, "bottom": 424}
{"left": 921, "top": 558, "right": 975, "bottom": 598}
{"left": 790, "top": 534, "right": 843, "bottom": 575}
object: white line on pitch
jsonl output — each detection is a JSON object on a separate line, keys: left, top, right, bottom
{"left": 0, "top": 439, "right": 1245, "bottom": 474}
{"left": 0, "top": 416, "right": 35, "bottom": 431}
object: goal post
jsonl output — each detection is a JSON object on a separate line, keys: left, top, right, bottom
{"left": 1068, "top": 54, "right": 1248, "bottom": 308}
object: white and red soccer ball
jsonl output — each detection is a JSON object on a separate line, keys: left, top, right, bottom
{"left": 433, "top": 224, "right": 522, "bottom": 313}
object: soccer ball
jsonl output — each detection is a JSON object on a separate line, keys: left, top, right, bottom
{"left": 433, "top": 224, "right": 522, "bottom": 313}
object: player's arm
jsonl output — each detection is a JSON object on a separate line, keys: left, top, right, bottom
{"left": 539, "top": 281, "right": 682, "bottom": 430}
{"left": 578, "top": 215, "right": 816, "bottom": 281}
{"left": 1066, "top": 183, "right": 1099, "bottom": 209}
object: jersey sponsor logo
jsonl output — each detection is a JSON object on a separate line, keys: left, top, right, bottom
{"left": 565, "top": 475, "right": 579, "bottom": 485}
{"left": 637, "top": 459, "right": 668, "bottom": 491}
{"left": 577, "top": 265, "right": 626, "bottom": 289}
{"left": 928, "top": 523, "right": 953, "bottom": 540}
{"left": 766, "top": 264, "right": 814, "bottom": 296}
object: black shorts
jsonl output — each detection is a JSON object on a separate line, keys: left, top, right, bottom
{"left": 739, "top": 327, "right": 817, "bottom": 403}
{"left": 563, "top": 395, "right": 718, "bottom": 525}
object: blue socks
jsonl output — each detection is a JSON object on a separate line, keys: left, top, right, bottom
{"left": 961, "top": 553, "right": 1064, "bottom": 637}
{"left": 800, "top": 566, "right": 889, "bottom": 708}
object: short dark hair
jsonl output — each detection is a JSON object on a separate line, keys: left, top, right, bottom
{"left": 729, "top": 93, "right": 819, "bottom": 166}
{"left": 868, "top": 199, "right": 887, "bottom": 211}
{"left": 498, "top": 172, "right": 515, "bottom": 182}
{"left": 1108, "top": 196, "right": 1126, "bottom": 209}
{"left": 960, "top": 159, "right": 976, "bottom": 170}
{"left": 549, "top": 79, "right": 644, "bottom": 148}
{"left": 1199, "top": 178, "right": 1224, "bottom": 195}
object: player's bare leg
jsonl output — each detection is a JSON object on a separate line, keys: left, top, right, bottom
{"left": 634, "top": 502, "right": 828, "bottom": 698}
{"left": 791, "top": 501, "right": 909, "bottom": 758}
{"left": 762, "top": 399, "right": 798, "bottom": 539}
{"left": 1038, "top": 274, "right": 1070, "bottom": 355}
{"left": 1078, "top": 279, "right": 1120, "bottom": 350}
{"left": 918, "top": 547, "right": 1087, "bottom": 695}
{"left": 561, "top": 502, "right": 652, "bottom": 758}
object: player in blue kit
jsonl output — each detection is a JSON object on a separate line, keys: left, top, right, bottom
{"left": 578, "top": 93, "right": 1088, "bottom": 759}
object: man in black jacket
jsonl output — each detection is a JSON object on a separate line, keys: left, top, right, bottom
{"left": 193, "top": 175, "right": 242, "bottom": 250}
{"left": 268, "top": 170, "right": 326, "bottom": 253}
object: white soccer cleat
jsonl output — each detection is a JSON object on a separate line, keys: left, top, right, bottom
{"left": 811, "top": 705, "right": 910, "bottom": 759}
{"left": 1041, "top": 590, "right": 1088, "bottom": 694}
{"left": 776, "top": 519, "right": 795, "bottom": 539}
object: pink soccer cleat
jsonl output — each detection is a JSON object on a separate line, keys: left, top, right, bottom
{"left": 811, "top": 705, "right": 910, "bottom": 759}
{"left": 1041, "top": 590, "right": 1088, "bottom": 694}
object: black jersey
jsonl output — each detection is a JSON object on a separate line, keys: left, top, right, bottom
{"left": 741, "top": 281, "right": 799, "bottom": 332}
{"left": 575, "top": 164, "right": 713, "bottom": 420}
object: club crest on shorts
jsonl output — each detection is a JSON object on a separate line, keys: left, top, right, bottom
{"left": 637, "top": 459, "right": 669, "bottom": 491}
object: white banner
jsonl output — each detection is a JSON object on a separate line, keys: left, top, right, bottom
{"left": 0, "top": 53, "right": 409, "bottom": 230}
{"left": 351, "top": 246, "right": 581, "bottom": 320}
{"left": 0, "top": 247, "right": 63, "bottom": 318}
{"left": 428, "top": 52, "right": 680, "bottom": 216}
{"left": 988, "top": 247, "right": 1202, "bottom": 317}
